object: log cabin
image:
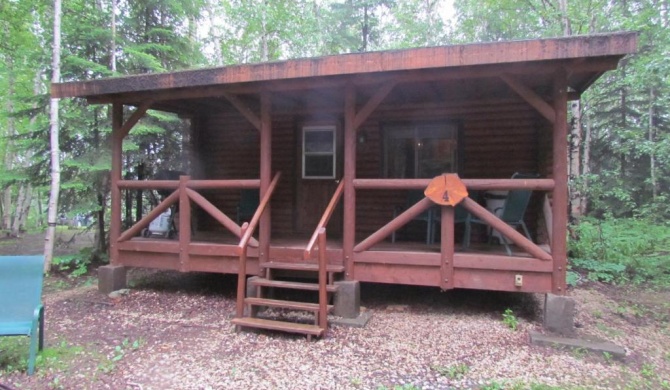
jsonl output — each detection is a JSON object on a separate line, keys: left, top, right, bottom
{"left": 52, "top": 32, "right": 638, "bottom": 338}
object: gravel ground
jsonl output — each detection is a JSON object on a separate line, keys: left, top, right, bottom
{"left": 1, "top": 270, "right": 668, "bottom": 390}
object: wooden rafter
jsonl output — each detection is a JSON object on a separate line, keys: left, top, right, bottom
{"left": 221, "top": 91, "right": 261, "bottom": 131}
{"left": 500, "top": 74, "right": 555, "bottom": 124}
{"left": 118, "top": 100, "right": 153, "bottom": 139}
{"left": 353, "top": 81, "right": 397, "bottom": 130}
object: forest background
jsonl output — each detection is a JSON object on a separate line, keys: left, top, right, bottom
{"left": 0, "top": 0, "right": 668, "bottom": 285}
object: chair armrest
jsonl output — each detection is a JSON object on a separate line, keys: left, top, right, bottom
{"left": 32, "top": 304, "right": 44, "bottom": 322}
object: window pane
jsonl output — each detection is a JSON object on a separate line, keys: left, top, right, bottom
{"left": 305, "top": 130, "right": 334, "bottom": 153}
{"left": 385, "top": 123, "right": 458, "bottom": 178}
{"left": 418, "top": 138, "right": 455, "bottom": 177}
{"left": 304, "top": 155, "right": 334, "bottom": 177}
{"left": 387, "top": 137, "right": 415, "bottom": 178}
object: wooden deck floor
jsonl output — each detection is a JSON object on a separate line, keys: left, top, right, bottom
{"left": 131, "top": 230, "right": 546, "bottom": 257}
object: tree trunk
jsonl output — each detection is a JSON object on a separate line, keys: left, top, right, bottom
{"left": 44, "top": 0, "right": 62, "bottom": 272}
{"left": 361, "top": 5, "right": 369, "bottom": 52}
{"left": 620, "top": 68, "right": 627, "bottom": 183}
{"left": 580, "top": 103, "right": 592, "bottom": 215}
{"left": 3, "top": 61, "right": 16, "bottom": 230}
{"left": 136, "top": 163, "right": 144, "bottom": 222}
{"left": 36, "top": 190, "right": 44, "bottom": 227}
{"left": 261, "top": 0, "right": 268, "bottom": 61}
{"left": 18, "top": 184, "right": 32, "bottom": 232}
{"left": 11, "top": 184, "right": 26, "bottom": 236}
{"left": 558, "top": 0, "right": 572, "bottom": 35}
{"left": 568, "top": 100, "right": 582, "bottom": 219}
{"left": 111, "top": 0, "right": 117, "bottom": 72}
{"left": 649, "top": 87, "right": 657, "bottom": 201}
{"left": 2, "top": 188, "right": 12, "bottom": 230}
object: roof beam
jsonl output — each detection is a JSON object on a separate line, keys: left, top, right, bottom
{"left": 53, "top": 32, "right": 637, "bottom": 100}
{"left": 118, "top": 100, "right": 153, "bottom": 139}
{"left": 353, "top": 81, "right": 397, "bottom": 130}
{"left": 221, "top": 91, "right": 261, "bottom": 131}
{"left": 500, "top": 74, "right": 555, "bottom": 124}
{"left": 83, "top": 58, "right": 605, "bottom": 107}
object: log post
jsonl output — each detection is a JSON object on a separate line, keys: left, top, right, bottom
{"left": 440, "top": 206, "right": 455, "bottom": 290}
{"left": 552, "top": 69, "right": 569, "bottom": 294}
{"left": 110, "top": 103, "right": 123, "bottom": 265}
{"left": 317, "top": 228, "right": 328, "bottom": 331}
{"left": 236, "top": 222, "right": 249, "bottom": 320}
{"left": 343, "top": 84, "right": 356, "bottom": 279}
{"left": 259, "top": 91, "right": 272, "bottom": 265}
{"left": 178, "top": 175, "right": 191, "bottom": 272}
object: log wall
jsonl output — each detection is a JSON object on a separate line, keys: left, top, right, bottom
{"left": 196, "top": 101, "right": 550, "bottom": 242}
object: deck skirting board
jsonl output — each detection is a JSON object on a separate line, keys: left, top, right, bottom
{"left": 454, "top": 253, "right": 553, "bottom": 272}
{"left": 117, "top": 240, "right": 179, "bottom": 253}
{"left": 354, "top": 251, "right": 441, "bottom": 267}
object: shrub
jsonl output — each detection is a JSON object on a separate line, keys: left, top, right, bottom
{"left": 568, "top": 218, "right": 670, "bottom": 286}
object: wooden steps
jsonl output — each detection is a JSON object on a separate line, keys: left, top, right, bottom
{"left": 261, "top": 261, "right": 344, "bottom": 273}
{"left": 244, "top": 297, "right": 334, "bottom": 312}
{"left": 231, "top": 317, "right": 324, "bottom": 337}
{"left": 234, "top": 257, "right": 342, "bottom": 340}
{"left": 249, "top": 278, "right": 339, "bottom": 292}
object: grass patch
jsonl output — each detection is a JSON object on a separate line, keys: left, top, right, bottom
{"left": 569, "top": 218, "right": 670, "bottom": 287}
{"left": 0, "top": 338, "right": 84, "bottom": 375}
{"left": 431, "top": 362, "right": 469, "bottom": 379}
{"left": 502, "top": 308, "right": 519, "bottom": 331}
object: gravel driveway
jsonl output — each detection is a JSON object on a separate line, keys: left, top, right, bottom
{"left": 1, "top": 270, "right": 668, "bottom": 390}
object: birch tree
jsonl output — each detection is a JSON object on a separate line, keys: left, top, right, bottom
{"left": 44, "top": 0, "right": 62, "bottom": 272}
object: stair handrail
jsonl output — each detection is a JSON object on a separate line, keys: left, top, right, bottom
{"left": 317, "top": 227, "right": 328, "bottom": 331}
{"left": 236, "top": 171, "right": 282, "bottom": 319}
{"left": 304, "top": 180, "right": 344, "bottom": 260}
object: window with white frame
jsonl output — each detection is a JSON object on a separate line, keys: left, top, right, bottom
{"left": 302, "top": 126, "right": 336, "bottom": 179}
{"left": 384, "top": 123, "right": 458, "bottom": 178}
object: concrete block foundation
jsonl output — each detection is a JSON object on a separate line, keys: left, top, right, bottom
{"left": 98, "top": 265, "right": 127, "bottom": 294}
{"left": 333, "top": 280, "right": 360, "bottom": 318}
{"left": 544, "top": 293, "right": 575, "bottom": 336}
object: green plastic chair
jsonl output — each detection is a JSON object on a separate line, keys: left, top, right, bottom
{"left": 0, "top": 255, "right": 45, "bottom": 375}
{"left": 391, "top": 191, "right": 470, "bottom": 245}
{"left": 391, "top": 190, "right": 438, "bottom": 245}
{"left": 463, "top": 173, "right": 538, "bottom": 255}
{"left": 236, "top": 189, "right": 260, "bottom": 224}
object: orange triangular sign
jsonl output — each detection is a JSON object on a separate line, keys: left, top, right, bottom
{"left": 424, "top": 173, "right": 468, "bottom": 206}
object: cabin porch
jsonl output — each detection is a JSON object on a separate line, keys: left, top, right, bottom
{"left": 114, "top": 172, "right": 557, "bottom": 294}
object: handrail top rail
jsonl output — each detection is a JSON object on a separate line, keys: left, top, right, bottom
{"left": 117, "top": 178, "right": 261, "bottom": 190}
{"left": 304, "top": 181, "right": 344, "bottom": 259}
{"left": 353, "top": 178, "right": 555, "bottom": 191}
{"left": 238, "top": 172, "right": 282, "bottom": 251}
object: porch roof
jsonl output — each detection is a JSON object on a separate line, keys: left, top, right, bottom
{"left": 51, "top": 32, "right": 637, "bottom": 113}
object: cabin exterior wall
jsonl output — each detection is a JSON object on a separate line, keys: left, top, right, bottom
{"left": 195, "top": 101, "right": 550, "bottom": 243}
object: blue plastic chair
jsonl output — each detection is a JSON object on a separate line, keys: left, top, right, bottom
{"left": 0, "top": 255, "right": 45, "bottom": 375}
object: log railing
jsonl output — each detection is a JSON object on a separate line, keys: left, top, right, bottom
{"left": 236, "top": 172, "right": 282, "bottom": 318}
{"left": 352, "top": 178, "right": 554, "bottom": 262}
{"left": 304, "top": 180, "right": 345, "bottom": 260}
{"left": 317, "top": 228, "right": 328, "bottom": 330}
{"left": 117, "top": 177, "right": 261, "bottom": 246}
